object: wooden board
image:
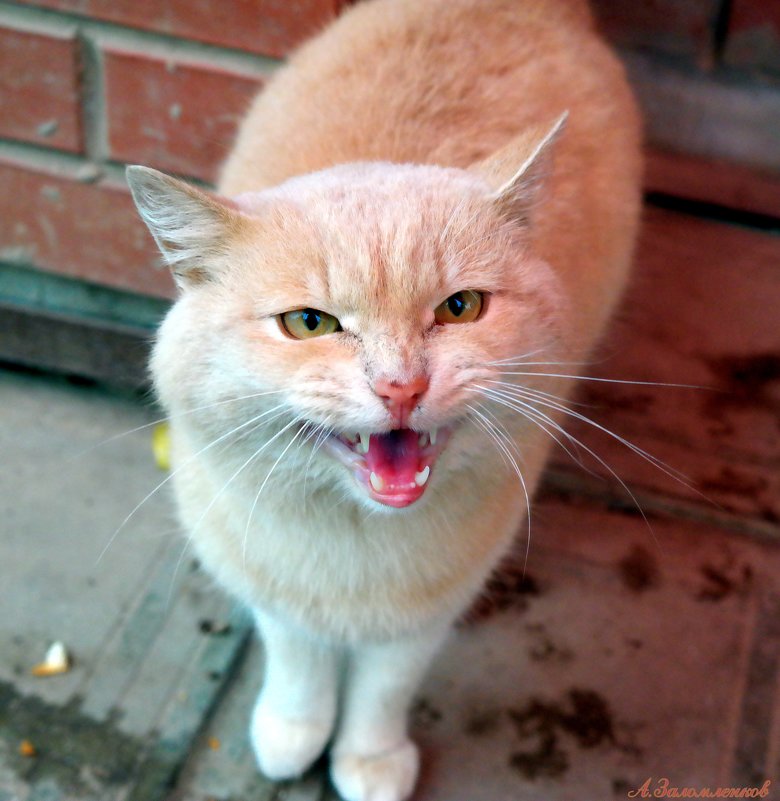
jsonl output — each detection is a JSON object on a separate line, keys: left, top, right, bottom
{"left": 0, "top": 371, "right": 252, "bottom": 801}
{"left": 544, "top": 206, "right": 780, "bottom": 533}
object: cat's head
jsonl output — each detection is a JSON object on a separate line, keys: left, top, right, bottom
{"left": 128, "top": 116, "right": 567, "bottom": 511}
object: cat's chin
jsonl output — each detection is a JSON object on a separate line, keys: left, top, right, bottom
{"left": 322, "top": 426, "right": 453, "bottom": 509}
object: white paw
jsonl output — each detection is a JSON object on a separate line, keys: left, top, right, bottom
{"left": 251, "top": 704, "right": 331, "bottom": 780}
{"left": 331, "top": 740, "right": 419, "bottom": 801}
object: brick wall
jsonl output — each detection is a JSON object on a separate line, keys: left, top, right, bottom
{"left": 0, "top": 0, "right": 352, "bottom": 300}
{"left": 0, "top": 0, "right": 778, "bottom": 305}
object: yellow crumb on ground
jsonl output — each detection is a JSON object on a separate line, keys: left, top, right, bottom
{"left": 207, "top": 736, "right": 221, "bottom": 751}
{"left": 19, "top": 740, "right": 36, "bottom": 758}
{"left": 152, "top": 423, "right": 171, "bottom": 471}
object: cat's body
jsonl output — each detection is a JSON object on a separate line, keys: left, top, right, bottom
{"left": 128, "top": 1, "right": 641, "bottom": 798}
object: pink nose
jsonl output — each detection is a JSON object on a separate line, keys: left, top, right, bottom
{"left": 374, "top": 375, "right": 429, "bottom": 426}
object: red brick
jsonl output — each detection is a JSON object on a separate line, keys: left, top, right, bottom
{"left": 102, "top": 46, "right": 264, "bottom": 183}
{"left": 16, "top": 0, "right": 344, "bottom": 58}
{"left": 0, "top": 157, "right": 174, "bottom": 298}
{"left": 544, "top": 208, "right": 780, "bottom": 528}
{"left": 0, "top": 25, "right": 83, "bottom": 153}
{"left": 724, "top": 0, "right": 780, "bottom": 75}
{"left": 591, "top": 0, "right": 722, "bottom": 63}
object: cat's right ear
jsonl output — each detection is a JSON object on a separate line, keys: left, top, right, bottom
{"left": 126, "top": 165, "right": 244, "bottom": 289}
{"left": 471, "top": 111, "right": 568, "bottom": 227}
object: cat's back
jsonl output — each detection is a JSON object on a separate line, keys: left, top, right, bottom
{"left": 220, "top": 0, "right": 635, "bottom": 194}
{"left": 221, "top": 0, "right": 641, "bottom": 343}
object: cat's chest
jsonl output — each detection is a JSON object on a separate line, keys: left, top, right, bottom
{"left": 172, "top": 439, "right": 520, "bottom": 637}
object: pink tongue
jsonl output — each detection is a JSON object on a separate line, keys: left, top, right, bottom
{"left": 365, "top": 429, "right": 422, "bottom": 487}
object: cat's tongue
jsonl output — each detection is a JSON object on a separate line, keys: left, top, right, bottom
{"left": 365, "top": 429, "right": 427, "bottom": 508}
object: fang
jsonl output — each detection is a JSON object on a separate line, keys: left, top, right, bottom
{"left": 357, "top": 432, "right": 371, "bottom": 454}
{"left": 414, "top": 466, "right": 430, "bottom": 486}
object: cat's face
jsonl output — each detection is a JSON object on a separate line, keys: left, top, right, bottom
{"left": 129, "top": 126, "right": 566, "bottom": 511}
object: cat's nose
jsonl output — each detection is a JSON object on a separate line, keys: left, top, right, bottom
{"left": 374, "top": 375, "right": 429, "bottom": 427}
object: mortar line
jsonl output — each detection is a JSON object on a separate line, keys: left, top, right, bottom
{"left": 0, "top": 0, "right": 282, "bottom": 77}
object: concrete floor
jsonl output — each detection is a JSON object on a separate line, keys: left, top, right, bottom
{"left": 2, "top": 363, "right": 779, "bottom": 801}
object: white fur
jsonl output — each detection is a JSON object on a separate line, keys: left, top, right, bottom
{"left": 251, "top": 610, "right": 339, "bottom": 778}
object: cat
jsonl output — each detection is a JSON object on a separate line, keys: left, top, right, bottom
{"left": 126, "top": 0, "right": 641, "bottom": 799}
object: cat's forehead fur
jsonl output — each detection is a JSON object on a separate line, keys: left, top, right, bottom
{"left": 231, "top": 163, "right": 514, "bottom": 324}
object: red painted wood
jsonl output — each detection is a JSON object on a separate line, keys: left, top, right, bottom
{"left": 542, "top": 208, "right": 780, "bottom": 526}
{"left": 724, "top": 0, "right": 780, "bottom": 74}
{"left": 646, "top": 148, "right": 780, "bottom": 218}
{"left": 590, "top": 0, "right": 722, "bottom": 63}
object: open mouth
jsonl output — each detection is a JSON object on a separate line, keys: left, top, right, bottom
{"left": 324, "top": 427, "right": 451, "bottom": 508}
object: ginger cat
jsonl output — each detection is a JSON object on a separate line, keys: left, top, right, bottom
{"left": 127, "top": 0, "right": 641, "bottom": 799}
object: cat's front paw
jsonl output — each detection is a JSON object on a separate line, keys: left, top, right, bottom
{"left": 330, "top": 739, "right": 419, "bottom": 801}
{"left": 251, "top": 704, "right": 331, "bottom": 780}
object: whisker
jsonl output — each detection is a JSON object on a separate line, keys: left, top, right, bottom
{"left": 485, "top": 348, "right": 554, "bottom": 366}
{"left": 469, "top": 388, "right": 588, "bottom": 470}
{"left": 486, "top": 377, "right": 593, "bottom": 409}
{"left": 97, "top": 404, "right": 288, "bottom": 564}
{"left": 469, "top": 400, "right": 544, "bottom": 476}
{"left": 168, "top": 414, "right": 303, "bottom": 598}
{"left": 192, "top": 415, "right": 301, "bottom": 538}
{"left": 242, "top": 420, "right": 308, "bottom": 567}
{"left": 495, "top": 370, "right": 711, "bottom": 391}
{"left": 438, "top": 195, "right": 469, "bottom": 248}
{"left": 167, "top": 537, "right": 194, "bottom": 609}
{"left": 473, "top": 385, "right": 659, "bottom": 546}
{"left": 466, "top": 403, "right": 533, "bottom": 574}
{"left": 484, "top": 381, "right": 697, "bottom": 490}
{"left": 73, "top": 389, "right": 286, "bottom": 460}
{"left": 302, "top": 418, "right": 335, "bottom": 510}
{"left": 449, "top": 229, "right": 499, "bottom": 263}
{"left": 469, "top": 405, "right": 513, "bottom": 471}
{"left": 444, "top": 202, "right": 490, "bottom": 249}
{"left": 488, "top": 358, "right": 590, "bottom": 368}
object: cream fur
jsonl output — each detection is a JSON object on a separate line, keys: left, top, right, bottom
{"left": 127, "top": 1, "right": 641, "bottom": 798}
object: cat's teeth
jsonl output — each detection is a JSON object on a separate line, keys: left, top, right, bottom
{"left": 357, "top": 432, "right": 371, "bottom": 454}
{"left": 418, "top": 433, "right": 428, "bottom": 447}
{"left": 414, "top": 466, "right": 430, "bottom": 487}
{"left": 430, "top": 428, "right": 438, "bottom": 445}
{"left": 369, "top": 471, "right": 384, "bottom": 491}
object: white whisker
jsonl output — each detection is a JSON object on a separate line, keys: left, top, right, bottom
{"left": 96, "top": 404, "right": 288, "bottom": 564}
{"left": 484, "top": 381, "right": 696, "bottom": 489}
{"left": 486, "top": 377, "right": 593, "bottom": 409}
{"left": 470, "top": 388, "right": 588, "bottom": 469}
{"left": 466, "top": 403, "right": 533, "bottom": 573}
{"left": 242, "top": 420, "right": 308, "bottom": 566}
{"left": 73, "top": 389, "right": 286, "bottom": 460}
{"left": 472, "top": 384, "right": 658, "bottom": 545}
{"left": 496, "top": 370, "right": 710, "bottom": 391}
{"left": 302, "top": 418, "right": 335, "bottom": 510}
{"left": 485, "top": 348, "right": 552, "bottom": 366}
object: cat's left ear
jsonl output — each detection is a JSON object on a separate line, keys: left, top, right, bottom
{"left": 472, "top": 111, "right": 568, "bottom": 226}
{"left": 126, "top": 165, "right": 245, "bottom": 288}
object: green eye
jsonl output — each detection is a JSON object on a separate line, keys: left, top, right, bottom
{"left": 280, "top": 308, "right": 341, "bottom": 339}
{"left": 434, "top": 290, "right": 483, "bottom": 325}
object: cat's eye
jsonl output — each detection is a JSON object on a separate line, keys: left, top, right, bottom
{"left": 280, "top": 308, "right": 341, "bottom": 339}
{"left": 434, "top": 290, "right": 484, "bottom": 325}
